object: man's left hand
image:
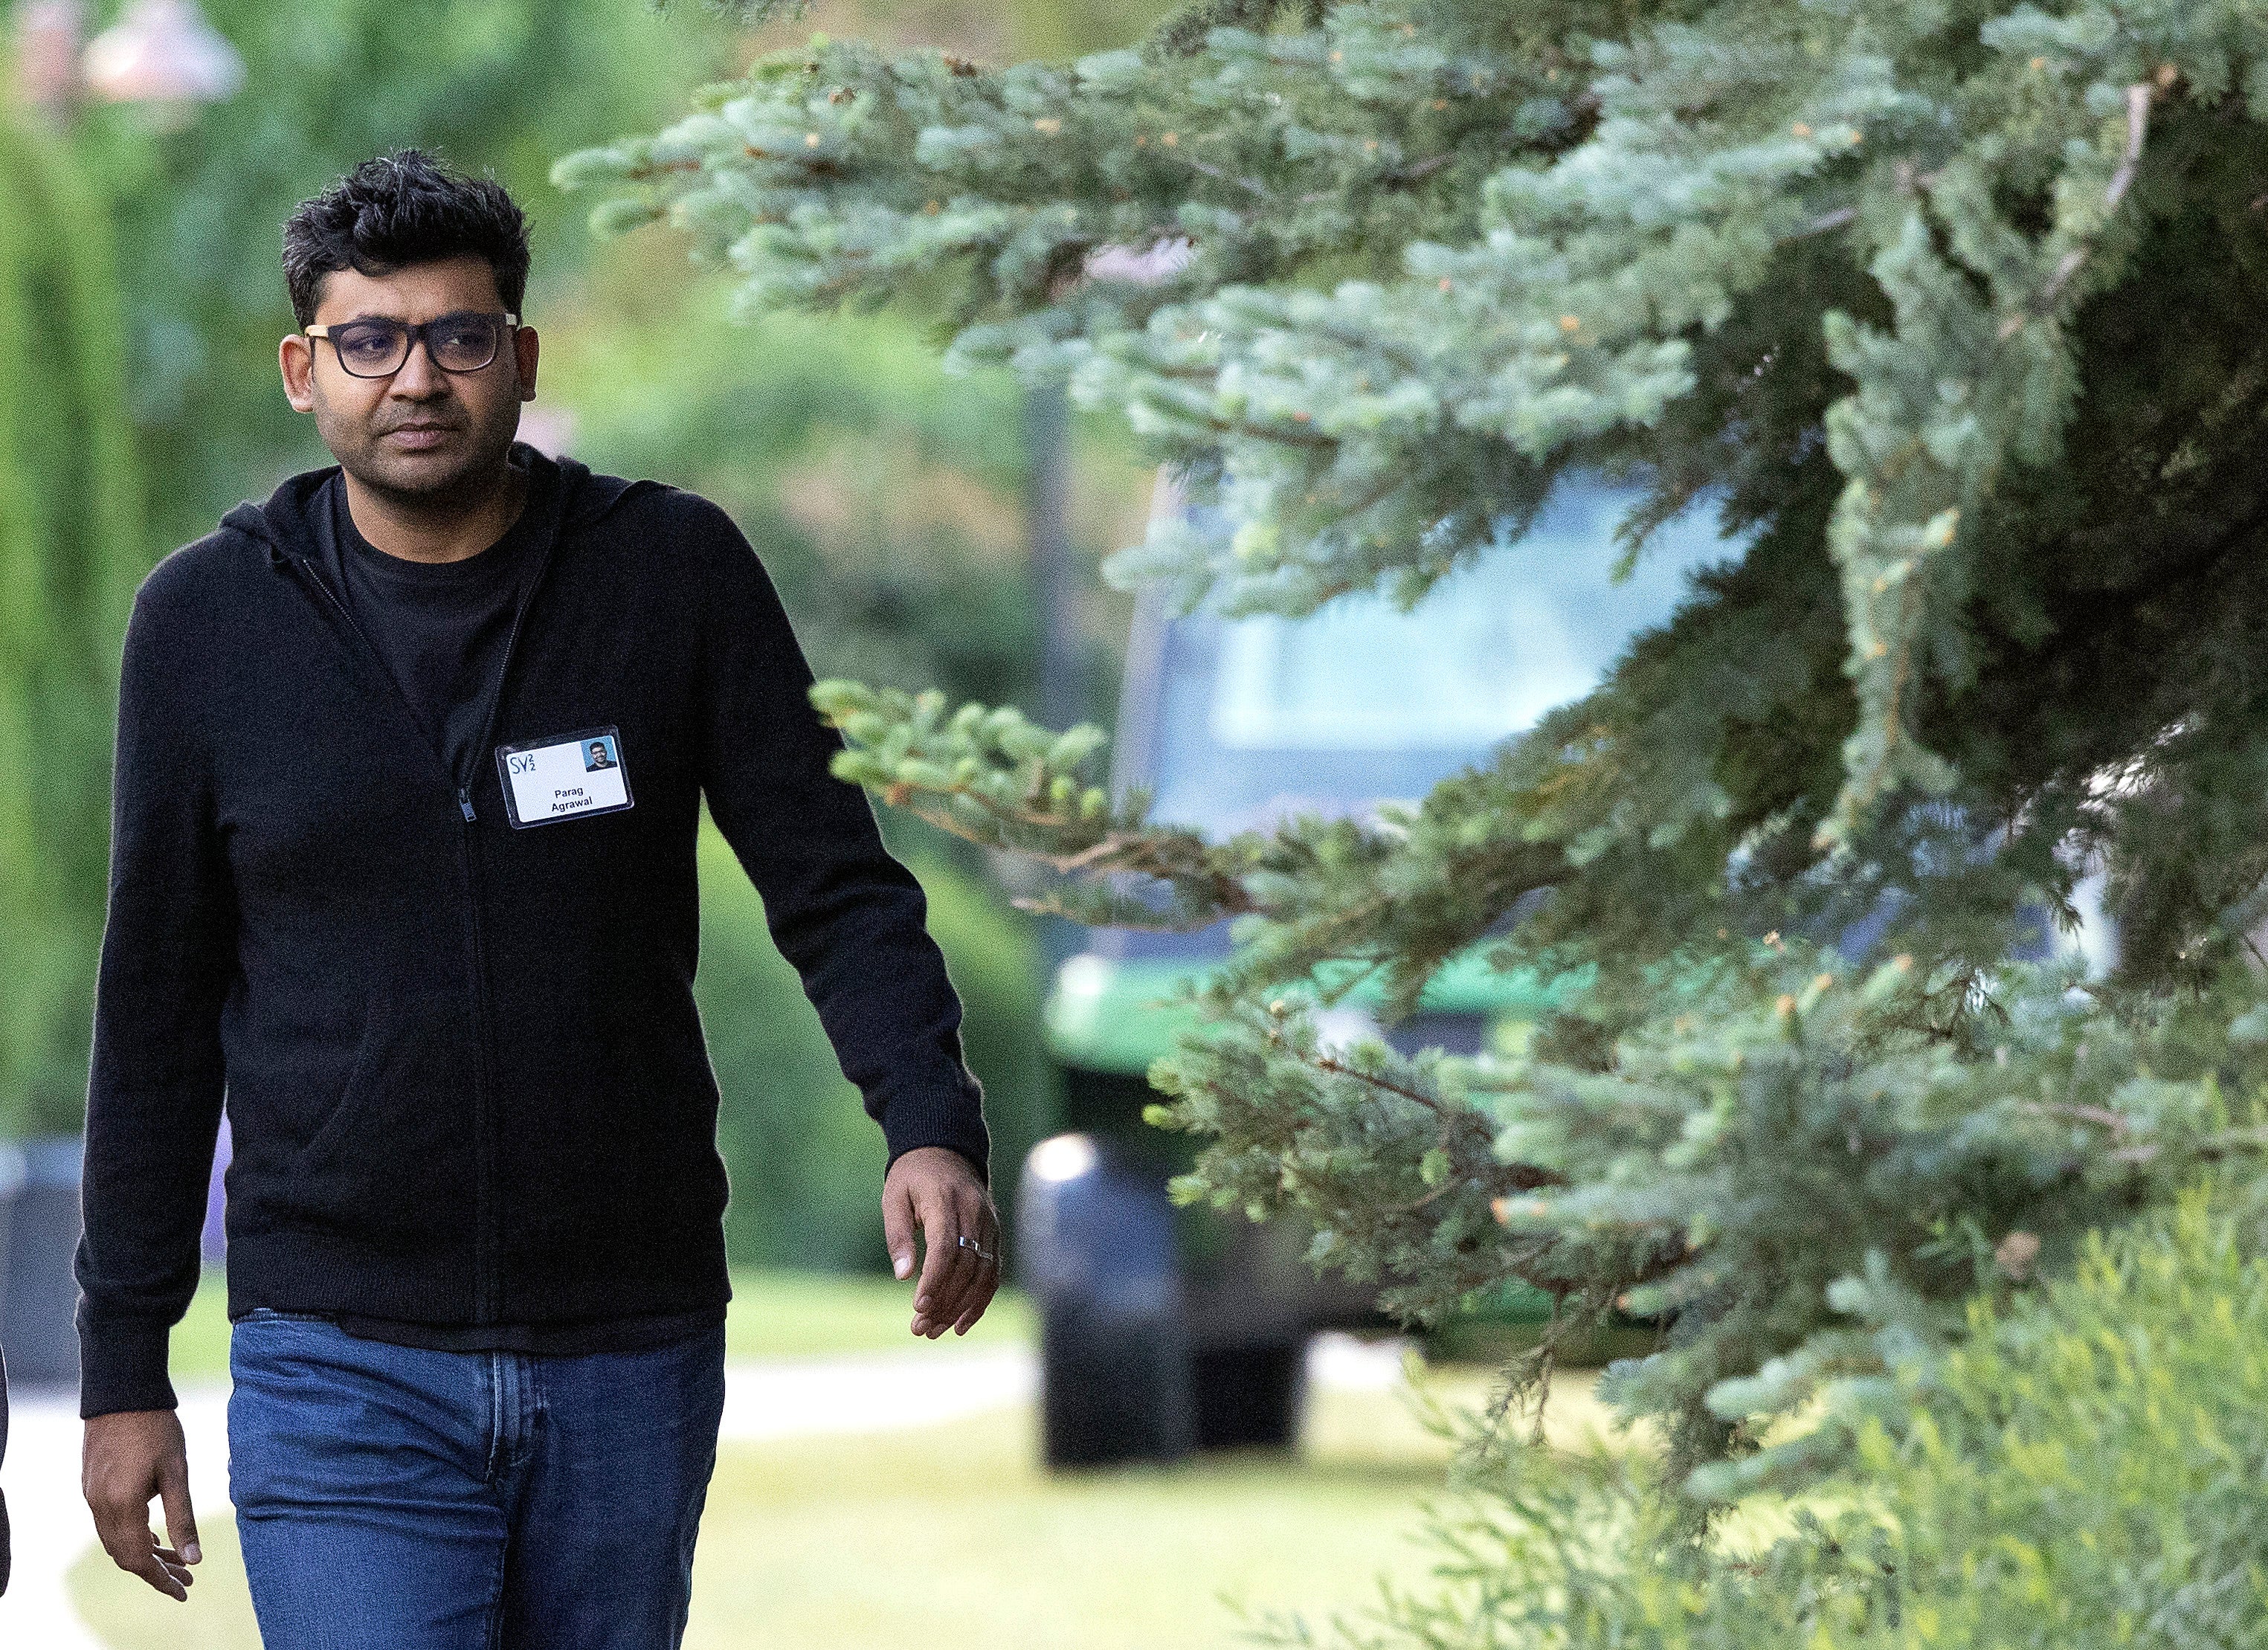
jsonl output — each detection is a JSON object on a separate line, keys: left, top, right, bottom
{"left": 883, "top": 1146, "right": 1002, "bottom": 1338}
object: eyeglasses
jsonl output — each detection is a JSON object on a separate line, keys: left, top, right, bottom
{"left": 303, "top": 310, "right": 520, "bottom": 379}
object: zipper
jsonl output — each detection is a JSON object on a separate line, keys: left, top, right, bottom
{"left": 471, "top": 524, "right": 559, "bottom": 811}
{"left": 280, "top": 552, "right": 457, "bottom": 786}
{"left": 451, "top": 529, "right": 561, "bottom": 1324}
{"left": 274, "top": 516, "right": 563, "bottom": 1330}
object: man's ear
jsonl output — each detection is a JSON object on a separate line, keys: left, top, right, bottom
{"left": 514, "top": 323, "right": 540, "bottom": 403}
{"left": 279, "top": 333, "right": 316, "bottom": 413}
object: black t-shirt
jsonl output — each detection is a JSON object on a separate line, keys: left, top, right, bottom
{"left": 317, "top": 464, "right": 541, "bottom": 793}
{"left": 305, "top": 463, "right": 722, "bottom": 1359}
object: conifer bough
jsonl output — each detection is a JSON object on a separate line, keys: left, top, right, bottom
{"left": 565, "top": 0, "right": 2268, "bottom": 1499}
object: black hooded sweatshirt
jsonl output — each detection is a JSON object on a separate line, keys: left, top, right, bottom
{"left": 75, "top": 445, "right": 991, "bottom": 1419}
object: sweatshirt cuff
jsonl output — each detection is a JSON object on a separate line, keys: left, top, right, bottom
{"left": 77, "top": 1314, "right": 178, "bottom": 1419}
{"left": 880, "top": 1077, "right": 992, "bottom": 1189}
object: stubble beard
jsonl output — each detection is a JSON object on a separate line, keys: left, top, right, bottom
{"left": 317, "top": 390, "right": 523, "bottom": 517}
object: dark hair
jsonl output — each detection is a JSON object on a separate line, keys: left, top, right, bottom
{"left": 282, "top": 149, "right": 529, "bottom": 328}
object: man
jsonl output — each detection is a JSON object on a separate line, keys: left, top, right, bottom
{"left": 75, "top": 150, "right": 1001, "bottom": 1649}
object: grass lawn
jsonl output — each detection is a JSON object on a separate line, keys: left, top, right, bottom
{"left": 164, "top": 1264, "right": 1037, "bottom": 1383}
{"left": 69, "top": 1360, "right": 1595, "bottom": 1650}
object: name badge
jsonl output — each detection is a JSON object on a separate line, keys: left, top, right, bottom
{"left": 495, "top": 725, "right": 635, "bottom": 828}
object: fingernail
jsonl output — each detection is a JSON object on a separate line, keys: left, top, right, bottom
{"left": 185, "top": 1542, "right": 202, "bottom": 1564}
{"left": 893, "top": 1253, "right": 912, "bottom": 1278}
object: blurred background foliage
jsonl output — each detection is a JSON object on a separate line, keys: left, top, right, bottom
{"left": 0, "top": 110, "right": 139, "bottom": 1138}
{"left": 1, "top": 0, "right": 1173, "bottom": 1266}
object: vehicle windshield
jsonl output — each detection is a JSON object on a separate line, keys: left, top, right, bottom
{"left": 1139, "top": 480, "right": 1744, "bottom": 839}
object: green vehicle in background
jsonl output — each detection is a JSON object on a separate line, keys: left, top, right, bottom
{"left": 1016, "top": 478, "right": 1739, "bottom": 1468}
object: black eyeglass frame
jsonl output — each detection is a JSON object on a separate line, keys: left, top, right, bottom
{"left": 303, "top": 310, "right": 522, "bottom": 380}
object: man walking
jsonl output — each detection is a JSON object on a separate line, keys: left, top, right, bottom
{"left": 74, "top": 150, "right": 1001, "bottom": 1648}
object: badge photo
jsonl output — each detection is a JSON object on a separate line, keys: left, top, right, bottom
{"left": 495, "top": 725, "right": 635, "bottom": 828}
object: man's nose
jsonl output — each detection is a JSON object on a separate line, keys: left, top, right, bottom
{"left": 387, "top": 335, "right": 451, "bottom": 397}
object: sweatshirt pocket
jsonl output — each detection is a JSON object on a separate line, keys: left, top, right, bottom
{"left": 291, "top": 1002, "right": 383, "bottom": 1171}
{"left": 280, "top": 987, "right": 476, "bottom": 1254}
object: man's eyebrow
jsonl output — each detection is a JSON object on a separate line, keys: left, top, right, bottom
{"left": 329, "top": 307, "right": 485, "bottom": 324}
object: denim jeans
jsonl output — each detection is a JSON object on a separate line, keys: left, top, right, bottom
{"left": 228, "top": 1309, "right": 726, "bottom": 1650}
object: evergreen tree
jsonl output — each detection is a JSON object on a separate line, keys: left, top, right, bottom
{"left": 562, "top": 0, "right": 2268, "bottom": 1506}
{"left": 0, "top": 115, "right": 141, "bottom": 1138}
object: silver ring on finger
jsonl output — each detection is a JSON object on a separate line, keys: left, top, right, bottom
{"left": 956, "top": 1232, "right": 998, "bottom": 1266}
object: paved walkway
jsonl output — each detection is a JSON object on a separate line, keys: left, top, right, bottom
{"left": 0, "top": 1335, "right": 1409, "bottom": 1645}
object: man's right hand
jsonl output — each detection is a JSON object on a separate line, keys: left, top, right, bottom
{"left": 83, "top": 1409, "right": 199, "bottom": 1601}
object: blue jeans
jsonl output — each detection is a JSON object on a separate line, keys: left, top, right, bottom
{"left": 228, "top": 1310, "right": 726, "bottom": 1650}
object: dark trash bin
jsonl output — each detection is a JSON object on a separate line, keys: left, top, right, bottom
{"left": 1, "top": 1135, "right": 83, "bottom": 1390}
{"left": 1018, "top": 1133, "right": 1193, "bottom": 1468}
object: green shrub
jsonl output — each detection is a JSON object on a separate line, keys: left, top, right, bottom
{"left": 696, "top": 817, "right": 1058, "bottom": 1271}
{"left": 1855, "top": 1187, "right": 2268, "bottom": 1648}
{"left": 1255, "top": 1188, "right": 2268, "bottom": 1649}
{"left": 696, "top": 816, "right": 883, "bottom": 1270}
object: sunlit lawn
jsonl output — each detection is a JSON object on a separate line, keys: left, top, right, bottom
{"left": 72, "top": 1272, "right": 1623, "bottom": 1649}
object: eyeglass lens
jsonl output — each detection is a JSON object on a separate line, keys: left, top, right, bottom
{"left": 329, "top": 312, "right": 506, "bottom": 378}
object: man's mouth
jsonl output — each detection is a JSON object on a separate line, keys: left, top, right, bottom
{"left": 380, "top": 423, "right": 457, "bottom": 449}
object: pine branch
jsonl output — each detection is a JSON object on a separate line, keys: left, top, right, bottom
{"left": 2000, "top": 80, "right": 2155, "bottom": 339}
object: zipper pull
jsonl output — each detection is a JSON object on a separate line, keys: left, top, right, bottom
{"left": 457, "top": 787, "right": 476, "bottom": 822}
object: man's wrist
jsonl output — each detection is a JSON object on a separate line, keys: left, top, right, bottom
{"left": 885, "top": 1141, "right": 989, "bottom": 1187}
